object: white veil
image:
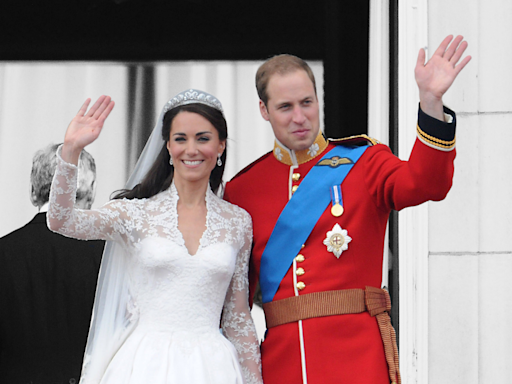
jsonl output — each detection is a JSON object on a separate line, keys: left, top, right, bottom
{"left": 79, "top": 90, "right": 224, "bottom": 383}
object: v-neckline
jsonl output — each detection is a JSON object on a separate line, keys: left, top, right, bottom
{"left": 172, "top": 183, "right": 210, "bottom": 257}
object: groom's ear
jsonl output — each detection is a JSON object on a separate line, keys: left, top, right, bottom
{"left": 259, "top": 100, "right": 270, "bottom": 121}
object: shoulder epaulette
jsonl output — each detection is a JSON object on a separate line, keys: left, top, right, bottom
{"left": 329, "top": 134, "right": 380, "bottom": 147}
{"left": 229, "top": 151, "right": 273, "bottom": 181}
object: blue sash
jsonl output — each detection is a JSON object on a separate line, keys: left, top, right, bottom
{"left": 260, "top": 144, "right": 369, "bottom": 303}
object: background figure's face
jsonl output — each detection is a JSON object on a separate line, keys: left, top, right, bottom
{"left": 76, "top": 168, "right": 97, "bottom": 209}
{"left": 260, "top": 69, "right": 320, "bottom": 151}
{"left": 167, "top": 111, "right": 225, "bottom": 186}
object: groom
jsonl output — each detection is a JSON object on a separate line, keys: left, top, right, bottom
{"left": 224, "top": 35, "right": 470, "bottom": 384}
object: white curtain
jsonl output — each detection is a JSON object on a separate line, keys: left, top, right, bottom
{"left": 0, "top": 62, "right": 128, "bottom": 238}
{"left": 0, "top": 61, "right": 322, "bottom": 238}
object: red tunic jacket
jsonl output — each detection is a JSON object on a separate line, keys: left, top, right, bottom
{"left": 223, "top": 107, "right": 456, "bottom": 384}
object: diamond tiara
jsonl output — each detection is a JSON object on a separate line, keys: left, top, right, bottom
{"left": 163, "top": 89, "right": 224, "bottom": 114}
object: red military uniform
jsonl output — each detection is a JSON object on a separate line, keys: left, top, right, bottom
{"left": 223, "top": 107, "right": 456, "bottom": 384}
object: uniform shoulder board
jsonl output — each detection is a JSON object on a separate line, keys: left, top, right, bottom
{"left": 329, "top": 134, "right": 380, "bottom": 147}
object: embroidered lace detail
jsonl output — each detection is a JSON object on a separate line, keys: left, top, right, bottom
{"left": 47, "top": 150, "right": 262, "bottom": 383}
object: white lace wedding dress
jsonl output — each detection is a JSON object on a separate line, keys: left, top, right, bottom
{"left": 47, "top": 151, "right": 262, "bottom": 384}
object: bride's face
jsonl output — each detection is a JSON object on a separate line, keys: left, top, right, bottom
{"left": 166, "top": 111, "right": 225, "bottom": 185}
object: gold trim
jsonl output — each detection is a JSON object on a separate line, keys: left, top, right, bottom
{"left": 329, "top": 134, "right": 380, "bottom": 146}
{"left": 273, "top": 133, "right": 329, "bottom": 166}
{"left": 416, "top": 125, "right": 456, "bottom": 149}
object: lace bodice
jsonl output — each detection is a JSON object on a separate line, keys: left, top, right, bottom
{"left": 47, "top": 151, "right": 262, "bottom": 384}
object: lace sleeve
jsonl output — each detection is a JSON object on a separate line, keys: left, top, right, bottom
{"left": 47, "top": 146, "right": 125, "bottom": 242}
{"left": 221, "top": 211, "right": 263, "bottom": 384}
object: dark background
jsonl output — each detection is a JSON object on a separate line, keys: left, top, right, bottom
{"left": 0, "top": 0, "right": 370, "bottom": 138}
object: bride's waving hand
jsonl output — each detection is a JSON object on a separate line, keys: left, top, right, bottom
{"left": 62, "top": 95, "right": 115, "bottom": 164}
{"left": 47, "top": 95, "right": 119, "bottom": 240}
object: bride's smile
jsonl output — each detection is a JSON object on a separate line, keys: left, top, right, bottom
{"left": 167, "top": 111, "right": 225, "bottom": 185}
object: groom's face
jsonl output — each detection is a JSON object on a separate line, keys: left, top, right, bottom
{"left": 259, "top": 69, "right": 320, "bottom": 152}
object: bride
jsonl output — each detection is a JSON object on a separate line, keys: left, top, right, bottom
{"left": 47, "top": 90, "right": 263, "bottom": 384}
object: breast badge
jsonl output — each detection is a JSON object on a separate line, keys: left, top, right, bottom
{"left": 317, "top": 156, "right": 353, "bottom": 168}
{"left": 323, "top": 223, "right": 351, "bottom": 258}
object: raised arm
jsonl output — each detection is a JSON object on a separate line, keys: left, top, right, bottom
{"left": 47, "top": 96, "right": 125, "bottom": 241}
{"left": 221, "top": 212, "right": 263, "bottom": 384}
{"left": 415, "top": 35, "right": 471, "bottom": 120}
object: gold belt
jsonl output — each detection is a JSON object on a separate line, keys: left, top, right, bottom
{"left": 262, "top": 286, "right": 401, "bottom": 384}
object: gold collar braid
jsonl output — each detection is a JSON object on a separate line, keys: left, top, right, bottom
{"left": 273, "top": 133, "right": 328, "bottom": 166}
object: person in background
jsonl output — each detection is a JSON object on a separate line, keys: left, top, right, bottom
{"left": 0, "top": 143, "right": 104, "bottom": 383}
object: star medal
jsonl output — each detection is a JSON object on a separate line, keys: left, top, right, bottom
{"left": 330, "top": 185, "right": 344, "bottom": 217}
{"left": 323, "top": 223, "right": 351, "bottom": 258}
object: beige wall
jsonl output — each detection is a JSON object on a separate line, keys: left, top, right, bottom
{"left": 428, "top": 0, "right": 512, "bottom": 382}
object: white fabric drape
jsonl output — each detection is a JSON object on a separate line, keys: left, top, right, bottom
{"left": 153, "top": 61, "right": 323, "bottom": 185}
{"left": 0, "top": 63, "right": 128, "bottom": 238}
{"left": 0, "top": 60, "right": 323, "bottom": 243}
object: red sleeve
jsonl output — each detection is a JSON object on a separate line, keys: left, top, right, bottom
{"left": 363, "top": 106, "right": 457, "bottom": 212}
{"left": 363, "top": 141, "right": 455, "bottom": 212}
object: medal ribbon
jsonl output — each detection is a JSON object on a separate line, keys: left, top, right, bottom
{"left": 260, "top": 144, "right": 369, "bottom": 303}
{"left": 331, "top": 185, "right": 343, "bottom": 215}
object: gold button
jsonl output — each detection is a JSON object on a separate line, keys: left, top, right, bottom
{"left": 295, "top": 254, "right": 305, "bottom": 263}
{"left": 297, "top": 281, "right": 306, "bottom": 291}
{"left": 301, "top": 244, "right": 305, "bottom": 249}
{"left": 292, "top": 173, "right": 301, "bottom": 181}
{"left": 296, "top": 267, "right": 305, "bottom": 276}
{"left": 291, "top": 185, "right": 299, "bottom": 193}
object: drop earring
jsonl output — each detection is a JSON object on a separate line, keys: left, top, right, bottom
{"left": 169, "top": 156, "right": 173, "bottom": 166}
{"left": 217, "top": 153, "right": 222, "bottom": 167}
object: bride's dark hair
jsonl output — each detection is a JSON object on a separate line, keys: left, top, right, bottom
{"left": 112, "top": 103, "right": 227, "bottom": 200}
